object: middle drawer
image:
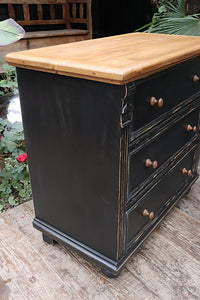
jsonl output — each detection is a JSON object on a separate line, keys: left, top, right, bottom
{"left": 128, "top": 107, "right": 199, "bottom": 199}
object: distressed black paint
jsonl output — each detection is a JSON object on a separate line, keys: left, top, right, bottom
{"left": 16, "top": 55, "right": 200, "bottom": 277}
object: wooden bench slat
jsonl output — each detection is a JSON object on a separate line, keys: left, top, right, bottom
{"left": 185, "top": 0, "right": 200, "bottom": 15}
{"left": 24, "top": 28, "right": 88, "bottom": 39}
{"left": 3, "top": 0, "right": 92, "bottom": 56}
{"left": 23, "top": 4, "right": 30, "bottom": 21}
{"left": 50, "top": 4, "right": 55, "bottom": 20}
{"left": 62, "top": 3, "right": 67, "bottom": 20}
{"left": 67, "top": 0, "right": 90, "bottom": 3}
{"left": 64, "top": 3, "right": 71, "bottom": 29}
{"left": 79, "top": 3, "right": 84, "bottom": 19}
{"left": 87, "top": 0, "right": 92, "bottom": 38}
{"left": 37, "top": 4, "right": 43, "bottom": 20}
{"left": 17, "top": 19, "right": 66, "bottom": 26}
{"left": 72, "top": 3, "right": 76, "bottom": 18}
{"left": 3, "top": 0, "right": 66, "bottom": 3}
{"left": 8, "top": 3, "right": 15, "bottom": 19}
{"left": 68, "top": 18, "right": 87, "bottom": 23}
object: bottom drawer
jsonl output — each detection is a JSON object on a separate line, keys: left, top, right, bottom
{"left": 127, "top": 145, "right": 198, "bottom": 244}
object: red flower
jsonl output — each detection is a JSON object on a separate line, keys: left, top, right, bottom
{"left": 17, "top": 153, "right": 27, "bottom": 162}
{"left": 0, "top": 135, "right": 2, "bottom": 141}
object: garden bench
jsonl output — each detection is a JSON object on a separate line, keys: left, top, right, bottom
{"left": 1, "top": 0, "right": 92, "bottom": 57}
{"left": 185, "top": 0, "right": 200, "bottom": 15}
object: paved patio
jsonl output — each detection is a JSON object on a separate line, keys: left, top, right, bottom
{"left": 0, "top": 176, "right": 200, "bottom": 299}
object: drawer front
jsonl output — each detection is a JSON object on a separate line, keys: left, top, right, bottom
{"left": 127, "top": 146, "right": 197, "bottom": 244}
{"left": 131, "top": 56, "right": 200, "bottom": 133}
{"left": 128, "top": 107, "right": 199, "bottom": 197}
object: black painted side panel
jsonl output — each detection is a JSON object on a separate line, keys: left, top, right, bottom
{"left": 17, "top": 68, "right": 124, "bottom": 260}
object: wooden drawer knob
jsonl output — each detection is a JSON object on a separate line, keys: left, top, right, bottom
{"left": 186, "top": 124, "right": 197, "bottom": 133}
{"left": 145, "top": 158, "right": 158, "bottom": 169}
{"left": 193, "top": 75, "right": 200, "bottom": 82}
{"left": 143, "top": 209, "right": 154, "bottom": 219}
{"left": 182, "top": 168, "right": 192, "bottom": 176}
{"left": 150, "top": 97, "right": 164, "bottom": 108}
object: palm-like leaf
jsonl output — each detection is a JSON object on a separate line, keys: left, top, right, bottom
{"left": 148, "top": 0, "right": 200, "bottom": 36}
{"left": 0, "top": 18, "right": 25, "bottom": 46}
{"left": 165, "top": 0, "right": 185, "bottom": 17}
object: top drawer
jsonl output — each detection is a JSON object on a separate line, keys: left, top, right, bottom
{"left": 131, "top": 56, "right": 200, "bottom": 134}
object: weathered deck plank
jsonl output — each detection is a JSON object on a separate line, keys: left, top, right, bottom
{"left": 6, "top": 202, "right": 160, "bottom": 300}
{"left": 127, "top": 232, "right": 200, "bottom": 299}
{"left": 176, "top": 180, "right": 200, "bottom": 222}
{"left": 0, "top": 214, "right": 74, "bottom": 300}
{"left": 1, "top": 176, "right": 200, "bottom": 299}
{"left": 156, "top": 207, "right": 200, "bottom": 262}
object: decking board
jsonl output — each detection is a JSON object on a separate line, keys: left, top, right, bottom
{"left": 1, "top": 176, "right": 200, "bottom": 299}
{"left": 5, "top": 202, "right": 159, "bottom": 300}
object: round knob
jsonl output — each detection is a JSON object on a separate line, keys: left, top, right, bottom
{"left": 142, "top": 209, "right": 154, "bottom": 219}
{"left": 145, "top": 158, "right": 158, "bottom": 169}
{"left": 193, "top": 75, "right": 200, "bottom": 83}
{"left": 150, "top": 97, "right": 164, "bottom": 108}
{"left": 186, "top": 124, "right": 197, "bottom": 133}
{"left": 182, "top": 168, "right": 192, "bottom": 176}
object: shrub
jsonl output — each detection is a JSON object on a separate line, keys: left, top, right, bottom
{"left": 0, "top": 118, "right": 32, "bottom": 212}
{"left": 0, "top": 58, "right": 18, "bottom": 96}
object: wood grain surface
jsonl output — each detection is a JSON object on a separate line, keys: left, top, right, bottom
{"left": 24, "top": 29, "right": 89, "bottom": 39}
{"left": 5, "top": 32, "right": 200, "bottom": 84}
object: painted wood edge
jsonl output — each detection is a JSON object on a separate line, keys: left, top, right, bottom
{"left": 33, "top": 218, "right": 120, "bottom": 274}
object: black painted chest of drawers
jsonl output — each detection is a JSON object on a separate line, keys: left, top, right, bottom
{"left": 6, "top": 33, "right": 200, "bottom": 277}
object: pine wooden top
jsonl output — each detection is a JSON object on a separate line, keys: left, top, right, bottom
{"left": 5, "top": 32, "right": 200, "bottom": 84}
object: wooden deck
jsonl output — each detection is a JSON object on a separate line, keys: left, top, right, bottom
{"left": 1, "top": 177, "right": 200, "bottom": 299}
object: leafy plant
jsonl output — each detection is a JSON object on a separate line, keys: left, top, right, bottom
{"left": 0, "top": 18, "right": 25, "bottom": 46}
{"left": 137, "top": 0, "right": 200, "bottom": 36}
{"left": 0, "top": 18, "right": 24, "bottom": 96}
{"left": 0, "top": 58, "right": 18, "bottom": 96}
{"left": 0, "top": 118, "right": 32, "bottom": 212}
{"left": 0, "top": 118, "right": 25, "bottom": 156}
{"left": 0, "top": 156, "right": 32, "bottom": 211}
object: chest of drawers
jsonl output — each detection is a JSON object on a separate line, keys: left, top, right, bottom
{"left": 6, "top": 33, "right": 200, "bottom": 277}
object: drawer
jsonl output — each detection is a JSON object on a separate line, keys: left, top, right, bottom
{"left": 131, "top": 56, "right": 200, "bottom": 133}
{"left": 127, "top": 146, "right": 197, "bottom": 244}
{"left": 128, "top": 107, "right": 199, "bottom": 197}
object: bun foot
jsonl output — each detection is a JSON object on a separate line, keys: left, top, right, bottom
{"left": 42, "top": 233, "right": 57, "bottom": 245}
{"left": 185, "top": 187, "right": 191, "bottom": 195}
{"left": 102, "top": 268, "right": 120, "bottom": 278}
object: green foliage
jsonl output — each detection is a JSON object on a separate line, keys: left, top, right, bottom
{"left": 0, "top": 118, "right": 32, "bottom": 212}
{"left": 0, "top": 18, "right": 25, "bottom": 46}
{"left": 0, "top": 58, "right": 18, "bottom": 96}
{"left": 0, "top": 118, "right": 25, "bottom": 156}
{"left": 149, "top": 0, "right": 200, "bottom": 36}
{"left": 137, "top": 0, "right": 200, "bottom": 36}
